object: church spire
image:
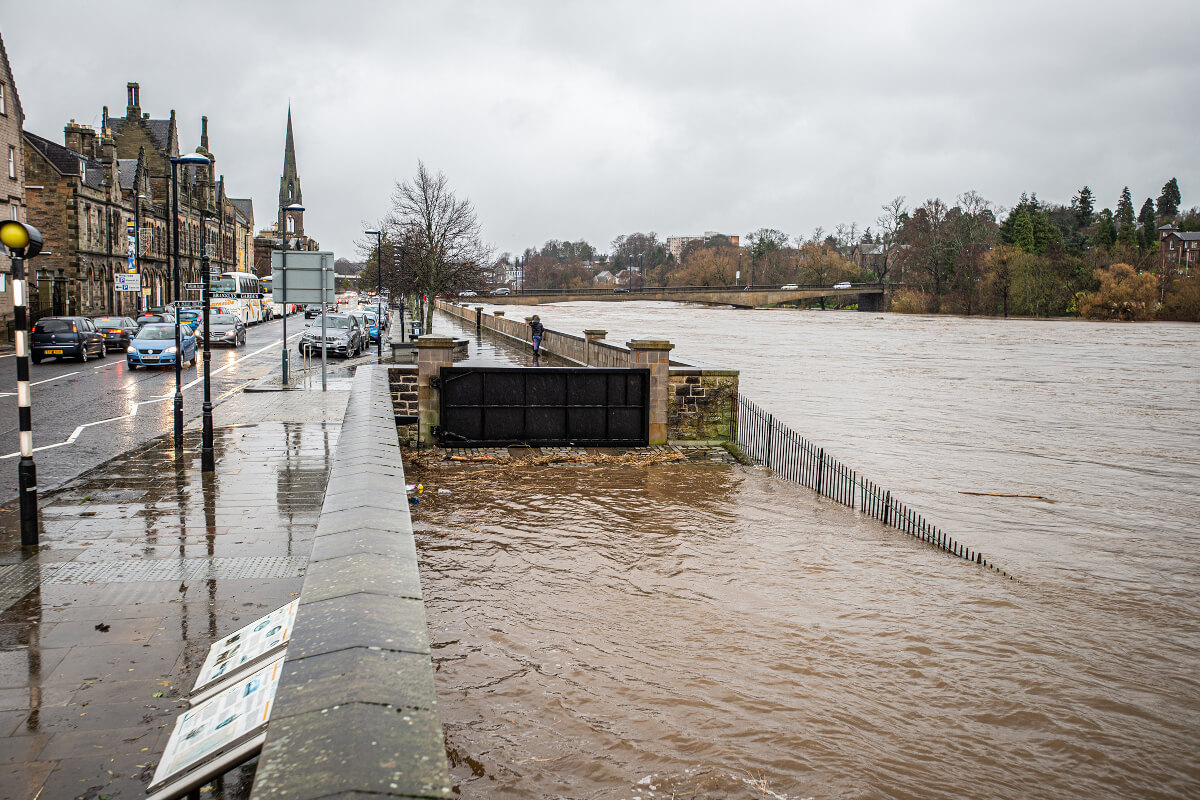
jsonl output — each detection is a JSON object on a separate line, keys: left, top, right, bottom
{"left": 278, "top": 104, "right": 304, "bottom": 238}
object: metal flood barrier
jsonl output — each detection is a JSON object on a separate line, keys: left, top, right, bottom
{"left": 737, "top": 394, "right": 1015, "bottom": 580}
{"left": 437, "top": 366, "right": 651, "bottom": 447}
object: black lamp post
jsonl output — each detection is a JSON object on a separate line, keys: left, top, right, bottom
{"left": 279, "top": 203, "right": 304, "bottom": 385}
{"left": 364, "top": 229, "right": 383, "bottom": 357}
{"left": 133, "top": 193, "right": 148, "bottom": 313}
{"left": 395, "top": 245, "right": 406, "bottom": 343}
{"left": 1, "top": 220, "right": 44, "bottom": 546}
{"left": 169, "top": 152, "right": 210, "bottom": 455}
{"left": 199, "top": 211, "right": 215, "bottom": 473}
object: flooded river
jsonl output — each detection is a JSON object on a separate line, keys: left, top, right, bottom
{"left": 415, "top": 305, "right": 1200, "bottom": 799}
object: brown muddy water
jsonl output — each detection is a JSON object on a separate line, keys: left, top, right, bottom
{"left": 416, "top": 305, "right": 1199, "bottom": 799}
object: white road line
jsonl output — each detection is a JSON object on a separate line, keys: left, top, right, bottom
{"left": 0, "top": 328, "right": 306, "bottom": 459}
{"left": 0, "top": 371, "right": 82, "bottom": 397}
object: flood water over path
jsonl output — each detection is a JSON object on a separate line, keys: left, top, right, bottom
{"left": 416, "top": 306, "right": 1200, "bottom": 799}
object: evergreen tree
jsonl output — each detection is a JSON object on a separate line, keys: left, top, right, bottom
{"left": 1011, "top": 209, "right": 1036, "bottom": 253}
{"left": 1031, "top": 211, "right": 1062, "bottom": 254}
{"left": 1095, "top": 209, "right": 1117, "bottom": 250}
{"left": 1137, "top": 198, "right": 1156, "bottom": 251}
{"left": 1072, "top": 185, "right": 1094, "bottom": 227}
{"left": 1157, "top": 178, "right": 1181, "bottom": 219}
{"left": 1116, "top": 187, "right": 1138, "bottom": 247}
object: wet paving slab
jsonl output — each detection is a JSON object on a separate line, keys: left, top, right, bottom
{"left": 0, "top": 418, "right": 341, "bottom": 799}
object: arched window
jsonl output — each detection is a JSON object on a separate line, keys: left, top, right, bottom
{"left": 287, "top": 216, "right": 295, "bottom": 233}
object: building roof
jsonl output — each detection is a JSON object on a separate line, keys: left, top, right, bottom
{"left": 1170, "top": 231, "right": 1200, "bottom": 241}
{"left": 0, "top": 31, "right": 24, "bottom": 125}
{"left": 118, "top": 159, "right": 138, "bottom": 191}
{"left": 108, "top": 116, "right": 172, "bottom": 153}
{"left": 24, "top": 130, "right": 92, "bottom": 178}
{"left": 230, "top": 197, "right": 253, "bottom": 223}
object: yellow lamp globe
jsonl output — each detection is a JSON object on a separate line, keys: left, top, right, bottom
{"left": 0, "top": 221, "right": 42, "bottom": 258}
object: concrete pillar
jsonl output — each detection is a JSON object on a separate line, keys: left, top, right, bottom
{"left": 583, "top": 329, "right": 607, "bottom": 366}
{"left": 627, "top": 339, "right": 674, "bottom": 445}
{"left": 474, "top": 306, "right": 483, "bottom": 329}
{"left": 415, "top": 335, "right": 455, "bottom": 447}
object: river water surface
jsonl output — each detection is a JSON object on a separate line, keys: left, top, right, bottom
{"left": 413, "top": 305, "right": 1199, "bottom": 799}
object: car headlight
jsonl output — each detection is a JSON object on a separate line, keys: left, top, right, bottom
{"left": 127, "top": 346, "right": 136, "bottom": 353}
{"left": 166, "top": 346, "right": 178, "bottom": 354}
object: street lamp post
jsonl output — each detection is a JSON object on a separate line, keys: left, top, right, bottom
{"left": 279, "top": 203, "right": 304, "bottom": 385}
{"left": 200, "top": 212, "right": 215, "bottom": 473}
{"left": 397, "top": 245, "right": 405, "bottom": 343}
{"left": 169, "top": 152, "right": 210, "bottom": 455}
{"left": 364, "top": 229, "right": 383, "bottom": 358}
{"left": 1, "top": 220, "right": 44, "bottom": 546}
{"left": 133, "top": 193, "right": 147, "bottom": 313}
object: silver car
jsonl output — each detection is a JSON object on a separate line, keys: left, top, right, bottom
{"left": 200, "top": 313, "right": 246, "bottom": 347}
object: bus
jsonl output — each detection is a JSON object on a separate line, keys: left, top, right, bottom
{"left": 261, "top": 275, "right": 296, "bottom": 318}
{"left": 209, "top": 271, "right": 267, "bottom": 324}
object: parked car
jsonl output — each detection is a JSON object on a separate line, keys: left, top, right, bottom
{"left": 360, "top": 310, "right": 381, "bottom": 343}
{"left": 298, "top": 313, "right": 365, "bottom": 359}
{"left": 458, "top": 290, "right": 478, "bottom": 297}
{"left": 491, "top": 287, "right": 512, "bottom": 296}
{"left": 337, "top": 296, "right": 350, "bottom": 305}
{"left": 31, "top": 317, "right": 106, "bottom": 363}
{"left": 126, "top": 323, "right": 198, "bottom": 369}
{"left": 780, "top": 283, "right": 799, "bottom": 290}
{"left": 833, "top": 281, "right": 853, "bottom": 289}
{"left": 199, "top": 313, "right": 247, "bottom": 347}
{"left": 613, "top": 287, "right": 629, "bottom": 293}
{"left": 91, "top": 316, "right": 139, "bottom": 353}
{"left": 304, "top": 304, "right": 323, "bottom": 319}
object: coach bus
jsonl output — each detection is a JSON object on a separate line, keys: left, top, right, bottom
{"left": 260, "top": 275, "right": 296, "bottom": 318}
{"left": 209, "top": 271, "right": 267, "bottom": 324}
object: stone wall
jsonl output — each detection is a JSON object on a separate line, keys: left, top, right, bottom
{"left": 433, "top": 299, "right": 740, "bottom": 442}
{"left": 389, "top": 365, "right": 419, "bottom": 445}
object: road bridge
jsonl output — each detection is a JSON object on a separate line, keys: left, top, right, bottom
{"left": 478, "top": 283, "right": 887, "bottom": 310}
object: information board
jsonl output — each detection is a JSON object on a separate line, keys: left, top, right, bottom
{"left": 115, "top": 273, "right": 141, "bottom": 292}
{"left": 191, "top": 601, "right": 297, "bottom": 704}
{"left": 184, "top": 282, "right": 206, "bottom": 292}
{"left": 270, "top": 250, "right": 335, "bottom": 304}
{"left": 145, "top": 656, "right": 285, "bottom": 800}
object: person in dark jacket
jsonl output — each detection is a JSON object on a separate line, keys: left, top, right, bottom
{"left": 529, "top": 315, "right": 544, "bottom": 354}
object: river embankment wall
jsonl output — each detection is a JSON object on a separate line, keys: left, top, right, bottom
{"left": 250, "top": 364, "right": 452, "bottom": 800}
{"left": 434, "top": 299, "right": 739, "bottom": 441}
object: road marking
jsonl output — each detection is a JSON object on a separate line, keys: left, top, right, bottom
{"left": 0, "top": 329, "right": 305, "bottom": 459}
{"left": 0, "top": 371, "right": 82, "bottom": 397}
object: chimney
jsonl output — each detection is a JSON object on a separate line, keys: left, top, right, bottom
{"left": 64, "top": 121, "right": 85, "bottom": 154}
{"left": 101, "top": 132, "right": 117, "bottom": 189}
{"left": 126, "top": 82, "right": 141, "bottom": 119}
{"left": 201, "top": 116, "right": 209, "bottom": 151}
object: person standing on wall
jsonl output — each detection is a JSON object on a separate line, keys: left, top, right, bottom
{"left": 529, "top": 314, "right": 544, "bottom": 355}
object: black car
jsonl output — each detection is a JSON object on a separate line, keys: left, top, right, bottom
{"left": 298, "top": 313, "right": 365, "bottom": 359}
{"left": 92, "top": 316, "right": 139, "bottom": 354}
{"left": 304, "top": 304, "right": 323, "bottom": 319}
{"left": 31, "top": 316, "right": 106, "bottom": 363}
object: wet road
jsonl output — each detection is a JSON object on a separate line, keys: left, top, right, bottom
{"left": 0, "top": 315, "right": 305, "bottom": 503}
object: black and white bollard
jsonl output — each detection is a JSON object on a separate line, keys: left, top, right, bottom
{"left": 1, "top": 221, "right": 44, "bottom": 547}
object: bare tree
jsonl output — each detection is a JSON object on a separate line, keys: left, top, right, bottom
{"left": 876, "top": 195, "right": 908, "bottom": 282}
{"left": 386, "top": 161, "right": 491, "bottom": 331}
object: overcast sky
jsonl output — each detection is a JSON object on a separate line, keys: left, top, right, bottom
{"left": 6, "top": 1, "right": 1199, "bottom": 260}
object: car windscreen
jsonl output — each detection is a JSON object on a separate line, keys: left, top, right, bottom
{"left": 316, "top": 317, "right": 351, "bottom": 329}
{"left": 34, "top": 320, "right": 73, "bottom": 333}
{"left": 93, "top": 317, "right": 122, "bottom": 326}
{"left": 135, "top": 326, "right": 176, "bottom": 341}
{"left": 210, "top": 315, "right": 239, "bottom": 325}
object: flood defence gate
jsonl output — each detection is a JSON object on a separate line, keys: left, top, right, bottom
{"left": 437, "top": 367, "right": 650, "bottom": 447}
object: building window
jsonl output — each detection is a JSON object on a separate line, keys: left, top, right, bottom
{"left": 7, "top": 145, "right": 14, "bottom": 179}
{"left": 0, "top": 83, "right": 6, "bottom": 116}
{"left": 10, "top": 204, "right": 17, "bottom": 220}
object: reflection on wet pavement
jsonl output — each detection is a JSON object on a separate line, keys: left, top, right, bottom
{"left": 0, "top": 419, "right": 337, "bottom": 799}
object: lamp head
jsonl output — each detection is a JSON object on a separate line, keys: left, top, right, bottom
{"left": 170, "top": 152, "right": 211, "bottom": 166}
{"left": 284, "top": 203, "right": 305, "bottom": 213}
{"left": 0, "top": 221, "right": 43, "bottom": 259}
{"left": 364, "top": 229, "right": 381, "bottom": 236}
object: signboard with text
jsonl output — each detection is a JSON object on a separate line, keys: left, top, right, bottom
{"left": 126, "top": 220, "right": 137, "bottom": 273}
{"left": 270, "top": 250, "right": 335, "bottom": 304}
{"left": 115, "top": 273, "right": 141, "bottom": 292}
{"left": 190, "top": 601, "right": 297, "bottom": 704}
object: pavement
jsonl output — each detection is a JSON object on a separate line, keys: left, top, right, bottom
{"left": 0, "top": 372, "right": 353, "bottom": 799}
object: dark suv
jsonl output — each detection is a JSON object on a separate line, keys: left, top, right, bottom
{"left": 298, "top": 313, "right": 364, "bottom": 359}
{"left": 92, "top": 316, "right": 138, "bottom": 354}
{"left": 31, "top": 317, "right": 106, "bottom": 363}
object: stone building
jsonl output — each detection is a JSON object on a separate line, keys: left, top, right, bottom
{"left": 253, "top": 107, "right": 320, "bottom": 278}
{"left": 1158, "top": 223, "right": 1199, "bottom": 275}
{"left": 0, "top": 30, "right": 25, "bottom": 339}
{"left": 22, "top": 82, "right": 256, "bottom": 318}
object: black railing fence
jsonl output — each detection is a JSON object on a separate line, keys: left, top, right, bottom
{"left": 737, "top": 395, "right": 1015, "bottom": 580}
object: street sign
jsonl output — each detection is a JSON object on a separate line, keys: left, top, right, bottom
{"left": 270, "top": 251, "right": 335, "bottom": 304}
{"left": 210, "top": 291, "right": 236, "bottom": 298}
{"left": 190, "top": 602, "right": 297, "bottom": 705}
{"left": 209, "top": 267, "right": 222, "bottom": 276}
{"left": 115, "top": 273, "right": 141, "bottom": 292}
{"left": 145, "top": 656, "right": 285, "bottom": 800}
{"left": 184, "top": 282, "right": 206, "bottom": 292}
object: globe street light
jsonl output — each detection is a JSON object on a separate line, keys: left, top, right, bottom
{"left": 364, "top": 229, "right": 383, "bottom": 357}
{"left": 169, "top": 152, "right": 210, "bottom": 455}
{"left": 279, "top": 203, "right": 304, "bottom": 385}
{"left": 0, "top": 220, "right": 44, "bottom": 546}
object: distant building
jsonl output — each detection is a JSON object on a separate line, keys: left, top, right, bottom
{"left": 1158, "top": 224, "right": 1199, "bottom": 275}
{"left": 593, "top": 270, "right": 615, "bottom": 285}
{"left": 253, "top": 107, "right": 320, "bottom": 278}
{"left": 666, "top": 231, "right": 739, "bottom": 261}
{"left": 0, "top": 31, "right": 25, "bottom": 338}
{"left": 230, "top": 198, "right": 254, "bottom": 273}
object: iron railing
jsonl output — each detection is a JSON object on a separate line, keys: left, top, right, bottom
{"left": 737, "top": 395, "right": 1014, "bottom": 580}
